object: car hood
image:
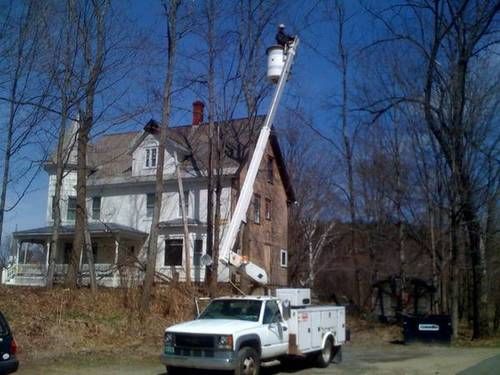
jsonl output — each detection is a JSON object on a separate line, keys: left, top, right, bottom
{"left": 166, "top": 319, "right": 260, "bottom": 335}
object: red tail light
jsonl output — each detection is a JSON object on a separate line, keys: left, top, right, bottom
{"left": 10, "top": 338, "right": 17, "bottom": 355}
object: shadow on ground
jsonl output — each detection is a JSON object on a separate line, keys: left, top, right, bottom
{"left": 458, "top": 354, "right": 500, "bottom": 375}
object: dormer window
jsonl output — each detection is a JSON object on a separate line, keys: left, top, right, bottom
{"left": 145, "top": 147, "right": 157, "bottom": 168}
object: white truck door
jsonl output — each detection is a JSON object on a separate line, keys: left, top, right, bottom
{"left": 261, "top": 300, "right": 289, "bottom": 358}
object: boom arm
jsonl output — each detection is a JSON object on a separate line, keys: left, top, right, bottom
{"left": 218, "top": 37, "right": 300, "bottom": 285}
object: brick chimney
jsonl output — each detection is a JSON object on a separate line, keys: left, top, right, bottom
{"left": 192, "top": 100, "right": 205, "bottom": 125}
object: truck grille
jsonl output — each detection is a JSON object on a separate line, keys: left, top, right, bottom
{"left": 174, "top": 348, "right": 214, "bottom": 357}
{"left": 175, "top": 334, "right": 215, "bottom": 350}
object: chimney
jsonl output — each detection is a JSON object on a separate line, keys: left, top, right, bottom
{"left": 192, "top": 100, "right": 205, "bottom": 125}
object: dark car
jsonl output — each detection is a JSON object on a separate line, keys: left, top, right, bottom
{"left": 0, "top": 311, "right": 18, "bottom": 375}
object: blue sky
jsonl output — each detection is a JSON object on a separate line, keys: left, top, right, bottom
{"left": 1, "top": 0, "right": 378, "bottom": 242}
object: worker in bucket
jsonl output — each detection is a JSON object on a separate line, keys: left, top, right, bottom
{"left": 276, "top": 24, "right": 295, "bottom": 49}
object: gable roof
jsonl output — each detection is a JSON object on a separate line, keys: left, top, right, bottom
{"left": 65, "top": 116, "right": 295, "bottom": 202}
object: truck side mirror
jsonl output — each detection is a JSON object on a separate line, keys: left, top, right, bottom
{"left": 282, "top": 300, "right": 291, "bottom": 320}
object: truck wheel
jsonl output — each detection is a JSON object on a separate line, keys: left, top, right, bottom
{"left": 235, "top": 347, "right": 260, "bottom": 375}
{"left": 332, "top": 345, "right": 342, "bottom": 364}
{"left": 315, "top": 338, "right": 332, "bottom": 368}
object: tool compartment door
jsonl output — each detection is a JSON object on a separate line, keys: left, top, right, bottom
{"left": 311, "top": 311, "right": 322, "bottom": 350}
{"left": 297, "top": 310, "right": 312, "bottom": 352}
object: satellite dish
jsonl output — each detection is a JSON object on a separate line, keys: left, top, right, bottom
{"left": 200, "top": 254, "right": 213, "bottom": 267}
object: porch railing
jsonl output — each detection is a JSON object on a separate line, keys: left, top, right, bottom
{"left": 12, "top": 263, "right": 116, "bottom": 277}
{"left": 17, "top": 263, "right": 46, "bottom": 276}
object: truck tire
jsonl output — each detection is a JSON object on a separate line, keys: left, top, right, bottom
{"left": 332, "top": 345, "right": 342, "bottom": 364}
{"left": 315, "top": 338, "right": 332, "bottom": 368}
{"left": 235, "top": 347, "right": 260, "bottom": 375}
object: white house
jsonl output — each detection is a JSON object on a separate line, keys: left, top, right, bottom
{"left": 1, "top": 102, "right": 295, "bottom": 287}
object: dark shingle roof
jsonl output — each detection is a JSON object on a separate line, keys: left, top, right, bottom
{"left": 14, "top": 223, "right": 147, "bottom": 238}
{"left": 88, "top": 117, "right": 266, "bottom": 181}
{"left": 57, "top": 115, "right": 294, "bottom": 202}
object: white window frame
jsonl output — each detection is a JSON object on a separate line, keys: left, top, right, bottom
{"left": 146, "top": 193, "right": 155, "bottom": 218}
{"left": 253, "top": 194, "right": 261, "bottom": 224}
{"left": 280, "top": 249, "right": 288, "bottom": 268}
{"left": 67, "top": 196, "right": 77, "bottom": 221}
{"left": 164, "top": 237, "right": 184, "bottom": 267}
{"left": 178, "top": 190, "right": 190, "bottom": 218}
{"left": 92, "top": 196, "right": 101, "bottom": 220}
{"left": 145, "top": 147, "right": 158, "bottom": 168}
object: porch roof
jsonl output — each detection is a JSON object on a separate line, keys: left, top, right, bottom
{"left": 158, "top": 218, "right": 205, "bottom": 228}
{"left": 13, "top": 222, "right": 147, "bottom": 239}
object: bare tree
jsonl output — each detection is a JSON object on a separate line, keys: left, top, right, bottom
{"left": 0, "top": 1, "right": 51, "bottom": 251}
{"left": 46, "top": 0, "right": 82, "bottom": 288}
{"left": 363, "top": 0, "right": 500, "bottom": 338}
{"left": 65, "top": 0, "right": 110, "bottom": 291}
{"left": 140, "top": 0, "right": 182, "bottom": 314}
{"left": 281, "top": 108, "right": 338, "bottom": 287}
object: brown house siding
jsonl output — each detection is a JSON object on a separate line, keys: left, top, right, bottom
{"left": 233, "top": 142, "right": 289, "bottom": 287}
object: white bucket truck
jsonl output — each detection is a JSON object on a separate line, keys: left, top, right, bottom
{"left": 161, "top": 288, "right": 346, "bottom": 374}
{"left": 161, "top": 29, "right": 347, "bottom": 374}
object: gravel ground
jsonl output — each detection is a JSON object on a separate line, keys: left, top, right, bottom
{"left": 16, "top": 343, "right": 500, "bottom": 375}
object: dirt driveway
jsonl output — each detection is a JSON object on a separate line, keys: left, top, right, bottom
{"left": 17, "top": 343, "right": 499, "bottom": 375}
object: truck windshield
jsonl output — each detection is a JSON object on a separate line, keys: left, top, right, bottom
{"left": 198, "top": 300, "right": 262, "bottom": 322}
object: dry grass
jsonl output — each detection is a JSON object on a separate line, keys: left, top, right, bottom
{"left": 3, "top": 285, "right": 496, "bottom": 363}
{"left": 348, "top": 315, "right": 403, "bottom": 344}
{"left": 0, "top": 284, "right": 215, "bottom": 361}
{"left": 348, "top": 315, "right": 500, "bottom": 348}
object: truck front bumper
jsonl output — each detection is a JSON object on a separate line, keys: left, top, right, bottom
{"left": 161, "top": 351, "right": 236, "bottom": 370}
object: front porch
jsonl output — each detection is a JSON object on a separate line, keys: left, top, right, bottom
{"left": 1, "top": 223, "right": 148, "bottom": 287}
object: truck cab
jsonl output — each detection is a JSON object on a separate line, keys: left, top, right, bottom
{"left": 161, "top": 296, "right": 288, "bottom": 374}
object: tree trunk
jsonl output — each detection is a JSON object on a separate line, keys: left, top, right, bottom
{"left": 84, "top": 219, "right": 97, "bottom": 292}
{"left": 175, "top": 152, "right": 191, "bottom": 285}
{"left": 47, "top": 110, "right": 69, "bottom": 287}
{"left": 0, "top": 98, "right": 15, "bottom": 252}
{"left": 210, "top": 132, "right": 223, "bottom": 295}
{"left": 139, "top": 0, "right": 180, "bottom": 314}
{"left": 66, "top": 123, "right": 88, "bottom": 288}
{"left": 204, "top": 0, "right": 216, "bottom": 290}
{"left": 450, "top": 208, "right": 460, "bottom": 339}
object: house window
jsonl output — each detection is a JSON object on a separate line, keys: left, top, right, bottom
{"left": 92, "top": 197, "right": 101, "bottom": 220}
{"left": 193, "top": 239, "right": 203, "bottom": 266}
{"left": 51, "top": 196, "right": 57, "bottom": 218}
{"left": 67, "top": 196, "right": 76, "bottom": 221}
{"left": 165, "top": 239, "right": 183, "bottom": 266}
{"left": 146, "top": 193, "right": 155, "bottom": 217}
{"left": 225, "top": 144, "right": 235, "bottom": 158}
{"left": 280, "top": 249, "right": 288, "bottom": 268}
{"left": 145, "top": 147, "right": 158, "bottom": 168}
{"left": 178, "top": 190, "right": 190, "bottom": 217}
{"left": 83, "top": 243, "right": 98, "bottom": 264}
{"left": 253, "top": 194, "right": 261, "bottom": 224}
{"left": 63, "top": 243, "right": 72, "bottom": 264}
{"left": 267, "top": 156, "right": 273, "bottom": 184}
{"left": 265, "top": 198, "right": 272, "bottom": 221}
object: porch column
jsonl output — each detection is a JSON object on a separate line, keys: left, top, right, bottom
{"left": 45, "top": 241, "right": 50, "bottom": 273}
{"left": 79, "top": 245, "right": 83, "bottom": 271}
{"left": 114, "top": 235, "right": 120, "bottom": 265}
{"left": 113, "top": 236, "right": 120, "bottom": 287}
{"left": 15, "top": 239, "right": 20, "bottom": 265}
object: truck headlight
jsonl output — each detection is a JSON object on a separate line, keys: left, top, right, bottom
{"left": 164, "top": 332, "right": 175, "bottom": 346}
{"left": 216, "top": 335, "right": 233, "bottom": 350}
